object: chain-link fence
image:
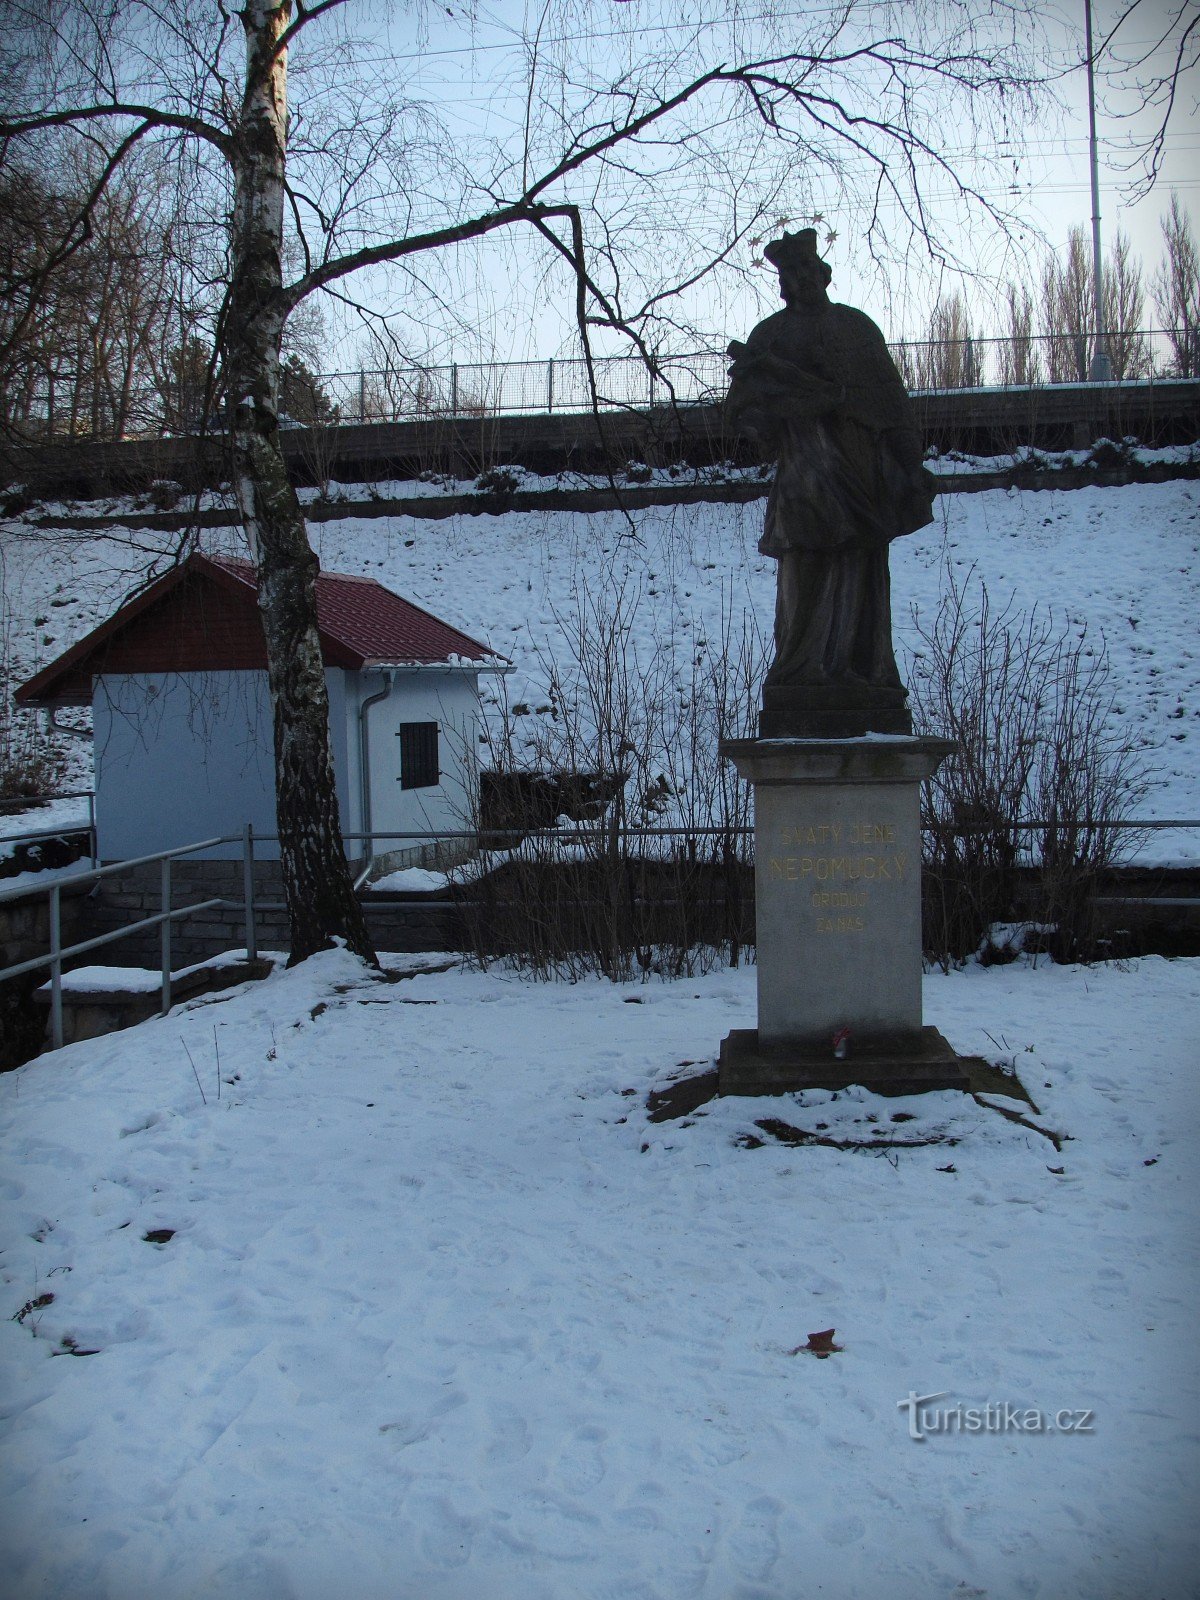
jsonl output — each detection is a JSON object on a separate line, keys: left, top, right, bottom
{"left": 318, "top": 348, "right": 730, "bottom": 424}
{"left": 9, "top": 328, "right": 1197, "bottom": 440}
{"left": 317, "top": 328, "right": 1194, "bottom": 426}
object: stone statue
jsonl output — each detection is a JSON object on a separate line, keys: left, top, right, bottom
{"left": 726, "top": 228, "right": 934, "bottom": 736}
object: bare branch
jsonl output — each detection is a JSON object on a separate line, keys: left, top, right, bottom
{"left": 0, "top": 101, "right": 232, "bottom": 156}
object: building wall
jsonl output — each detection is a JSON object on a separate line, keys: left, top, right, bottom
{"left": 92, "top": 669, "right": 354, "bottom": 860}
{"left": 358, "top": 670, "right": 481, "bottom": 860}
{"left": 91, "top": 667, "right": 482, "bottom": 864}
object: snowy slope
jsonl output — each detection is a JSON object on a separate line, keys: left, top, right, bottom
{"left": 3, "top": 479, "right": 1198, "bottom": 1597}
{"left": 3, "top": 479, "right": 1198, "bottom": 859}
{"left": 1, "top": 948, "right": 1197, "bottom": 1599}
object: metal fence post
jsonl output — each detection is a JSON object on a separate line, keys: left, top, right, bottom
{"left": 358, "top": 369, "right": 366, "bottom": 423}
{"left": 49, "top": 883, "right": 63, "bottom": 1050}
{"left": 450, "top": 362, "right": 459, "bottom": 417}
{"left": 87, "top": 792, "right": 97, "bottom": 869}
{"left": 547, "top": 358, "right": 555, "bottom": 413}
{"left": 243, "top": 823, "right": 258, "bottom": 962}
{"left": 160, "top": 856, "right": 172, "bottom": 1015}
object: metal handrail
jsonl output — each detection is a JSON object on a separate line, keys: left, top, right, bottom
{"left": 0, "top": 787, "right": 94, "bottom": 811}
{"left": 1, "top": 899, "right": 227, "bottom": 984}
{"left": 0, "top": 827, "right": 258, "bottom": 1051}
{"left": 0, "top": 832, "right": 227, "bottom": 905}
{"left": 4, "top": 811, "right": 1194, "bottom": 1055}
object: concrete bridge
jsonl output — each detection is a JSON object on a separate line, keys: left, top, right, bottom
{"left": 5, "top": 378, "right": 1198, "bottom": 502}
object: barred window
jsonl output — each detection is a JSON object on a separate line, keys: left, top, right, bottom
{"left": 397, "top": 721, "right": 439, "bottom": 790}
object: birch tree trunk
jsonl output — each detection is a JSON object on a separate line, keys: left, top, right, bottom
{"left": 227, "top": 0, "right": 375, "bottom": 965}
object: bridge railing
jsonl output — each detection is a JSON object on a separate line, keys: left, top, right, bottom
{"left": 317, "top": 327, "right": 1196, "bottom": 426}
{"left": 7, "top": 327, "right": 1197, "bottom": 440}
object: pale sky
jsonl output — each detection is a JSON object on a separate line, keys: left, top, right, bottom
{"left": 309, "top": 0, "right": 1199, "bottom": 369}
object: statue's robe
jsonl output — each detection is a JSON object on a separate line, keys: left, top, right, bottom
{"left": 727, "top": 300, "right": 934, "bottom": 692}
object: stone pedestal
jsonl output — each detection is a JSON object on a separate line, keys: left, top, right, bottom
{"left": 760, "top": 683, "right": 912, "bottom": 739}
{"left": 719, "top": 735, "right": 970, "bottom": 1096}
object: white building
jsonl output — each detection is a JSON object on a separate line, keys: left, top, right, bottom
{"left": 17, "top": 552, "right": 507, "bottom": 865}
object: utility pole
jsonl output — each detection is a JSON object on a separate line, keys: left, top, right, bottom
{"left": 1085, "top": 0, "right": 1112, "bottom": 380}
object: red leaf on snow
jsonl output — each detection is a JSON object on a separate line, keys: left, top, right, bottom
{"left": 791, "top": 1328, "right": 843, "bottom": 1357}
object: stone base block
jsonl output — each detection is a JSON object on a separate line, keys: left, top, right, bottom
{"left": 759, "top": 684, "right": 912, "bottom": 739}
{"left": 718, "top": 1025, "right": 975, "bottom": 1097}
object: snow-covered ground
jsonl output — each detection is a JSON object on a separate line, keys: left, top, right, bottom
{"left": 1, "top": 947, "right": 1197, "bottom": 1598}
{"left": 3, "top": 474, "right": 1198, "bottom": 858}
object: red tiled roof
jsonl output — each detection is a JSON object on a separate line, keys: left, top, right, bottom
{"left": 17, "top": 551, "right": 504, "bottom": 707}
{"left": 209, "top": 555, "right": 499, "bottom": 668}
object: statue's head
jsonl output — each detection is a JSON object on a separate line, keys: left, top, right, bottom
{"left": 765, "top": 228, "right": 832, "bottom": 307}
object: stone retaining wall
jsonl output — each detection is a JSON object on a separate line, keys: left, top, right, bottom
{"left": 87, "top": 859, "right": 288, "bottom": 966}
{"left": 0, "top": 880, "right": 91, "bottom": 973}
{"left": 9, "top": 854, "right": 1196, "bottom": 980}
{"left": 85, "top": 859, "right": 464, "bottom": 965}
{"left": 8, "top": 380, "right": 1198, "bottom": 501}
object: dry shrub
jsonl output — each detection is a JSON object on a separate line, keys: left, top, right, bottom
{"left": 909, "top": 565, "right": 1150, "bottom": 967}
{"left": 457, "top": 570, "right": 763, "bottom": 980}
{"left": 1, "top": 572, "right": 66, "bottom": 802}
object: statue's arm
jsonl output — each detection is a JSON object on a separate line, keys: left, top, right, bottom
{"left": 726, "top": 339, "right": 844, "bottom": 440}
{"left": 882, "top": 423, "right": 924, "bottom": 472}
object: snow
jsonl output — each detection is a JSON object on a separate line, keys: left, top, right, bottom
{"left": 921, "top": 439, "right": 1200, "bottom": 476}
{"left": 369, "top": 865, "right": 456, "bottom": 893}
{"left": 33, "top": 962, "right": 169, "bottom": 994}
{"left": 1, "top": 947, "right": 1197, "bottom": 1598}
{"left": 314, "top": 480, "right": 1200, "bottom": 860}
{"left": 0, "top": 795, "right": 93, "bottom": 849}
{"left": 3, "top": 478, "right": 1198, "bottom": 867}
{"left": 32, "top": 950, "right": 272, "bottom": 996}
{"left": 16, "top": 440, "right": 1197, "bottom": 520}
{"left": 0, "top": 857, "right": 94, "bottom": 898}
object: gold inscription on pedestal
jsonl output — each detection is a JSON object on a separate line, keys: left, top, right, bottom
{"left": 766, "top": 852, "right": 907, "bottom": 882}
{"left": 810, "top": 889, "right": 868, "bottom": 909}
{"left": 779, "top": 821, "right": 896, "bottom": 847}
{"left": 769, "top": 819, "right": 906, "bottom": 934}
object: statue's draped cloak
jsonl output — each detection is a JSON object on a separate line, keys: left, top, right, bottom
{"left": 726, "top": 299, "right": 933, "bottom": 692}
{"left": 730, "top": 302, "right": 934, "bottom": 556}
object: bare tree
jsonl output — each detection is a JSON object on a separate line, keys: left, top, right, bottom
{"left": 1091, "top": 1, "right": 1200, "bottom": 200}
{"left": 907, "top": 292, "right": 979, "bottom": 389}
{"left": 1102, "top": 230, "right": 1148, "bottom": 381}
{"left": 1152, "top": 192, "right": 1200, "bottom": 378}
{"left": 1042, "top": 227, "right": 1094, "bottom": 382}
{"left": 998, "top": 279, "right": 1041, "bottom": 386}
{"left": 1039, "top": 223, "right": 1154, "bottom": 384}
{"left": 1, "top": 0, "right": 1059, "bottom": 965}
{"left": 0, "top": 146, "right": 198, "bottom": 439}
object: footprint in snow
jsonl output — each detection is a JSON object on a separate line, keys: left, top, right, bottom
{"left": 551, "top": 1423, "right": 608, "bottom": 1494}
{"left": 821, "top": 1512, "right": 866, "bottom": 1546}
{"left": 412, "top": 1494, "right": 476, "bottom": 1570}
{"left": 727, "top": 1493, "right": 783, "bottom": 1582}
{"left": 484, "top": 1406, "right": 532, "bottom": 1466}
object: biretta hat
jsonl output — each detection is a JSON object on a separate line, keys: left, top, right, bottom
{"left": 764, "top": 227, "right": 833, "bottom": 284}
